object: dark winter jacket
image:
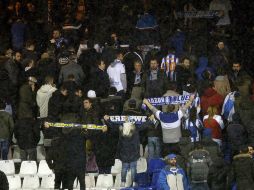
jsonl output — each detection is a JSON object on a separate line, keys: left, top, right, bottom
{"left": 142, "top": 69, "right": 168, "bottom": 98}
{"left": 0, "top": 110, "right": 14, "bottom": 140}
{"left": 14, "top": 118, "right": 40, "bottom": 149}
{"left": 229, "top": 154, "right": 254, "bottom": 190}
{"left": 90, "top": 68, "right": 110, "bottom": 98}
{"left": 0, "top": 170, "right": 8, "bottom": 190}
{"left": 208, "top": 157, "right": 229, "bottom": 190}
{"left": 127, "top": 71, "right": 144, "bottom": 97}
{"left": 46, "top": 135, "right": 67, "bottom": 171}
{"left": 18, "top": 83, "right": 36, "bottom": 119}
{"left": 80, "top": 107, "right": 99, "bottom": 125}
{"left": 227, "top": 123, "right": 246, "bottom": 153}
{"left": 116, "top": 122, "right": 148, "bottom": 163}
{"left": 202, "top": 137, "right": 222, "bottom": 162}
{"left": 175, "top": 65, "right": 192, "bottom": 92}
{"left": 4, "top": 59, "right": 22, "bottom": 87}
{"left": 37, "top": 58, "right": 58, "bottom": 86}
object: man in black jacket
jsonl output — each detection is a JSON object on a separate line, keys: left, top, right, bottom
{"left": 90, "top": 56, "right": 110, "bottom": 98}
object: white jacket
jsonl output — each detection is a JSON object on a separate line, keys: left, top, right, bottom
{"left": 36, "top": 84, "right": 57, "bottom": 118}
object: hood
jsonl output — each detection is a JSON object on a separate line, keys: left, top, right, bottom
{"left": 38, "top": 84, "right": 57, "bottom": 94}
{"left": 215, "top": 75, "right": 225, "bottom": 81}
{"left": 203, "top": 88, "right": 217, "bottom": 97}
{"left": 233, "top": 153, "right": 252, "bottom": 160}
{"left": 110, "top": 59, "right": 122, "bottom": 67}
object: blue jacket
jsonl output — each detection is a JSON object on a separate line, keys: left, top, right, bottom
{"left": 157, "top": 165, "right": 189, "bottom": 190}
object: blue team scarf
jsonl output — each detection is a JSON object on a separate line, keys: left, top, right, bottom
{"left": 142, "top": 95, "right": 190, "bottom": 110}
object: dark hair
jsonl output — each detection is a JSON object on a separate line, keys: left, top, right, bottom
{"left": 0, "top": 99, "right": 5, "bottom": 109}
{"left": 25, "top": 39, "right": 35, "bottom": 48}
{"left": 83, "top": 97, "right": 92, "bottom": 103}
{"left": 128, "top": 99, "right": 136, "bottom": 109}
{"left": 167, "top": 104, "right": 175, "bottom": 112}
{"left": 44, "top": 75, "right": 54, "bottom": 84}
{"left": 239, "top": 146, "right": 249, "bottom": 154}
{"left": 109, "top": 87, "right": 117, "bottom": 95}
{"left": 60, "top": 84, "right": 67, "bottom": 92}
{"left": 167, "top": 82, "right": 177, "bottom": 91}
{"left": 115, "top": 49, "right": 123, "bottom": 57}
{"left": 202, "top": 69, "right": 212, "bottom": 80}
{"left": 67, "top": 74, "right": 75, "bottom": 80}
{"left": 180, "top": 56, "right": 190, "bottom": 63}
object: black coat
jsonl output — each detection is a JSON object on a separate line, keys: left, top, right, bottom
{"left": 229, "top": 154, "right": 254, "bottom": 190}
{"left": 14, "top": 118, "right": 40, "bottom": 149}
{"left": 90, "top": 68, "right": 110, "bottom": 98}
{"left": 208, "top": 157, "right": 229, "bottom": 190}
{"left": 0, "top": 170, "right": 8, "bottom": 190}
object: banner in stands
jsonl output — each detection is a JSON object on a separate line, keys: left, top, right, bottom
{"left": 109, "top": 115, "right": 148, "bottom": 124}
{"left": 176, "top": 11, "right": 220, "bottom": 18}
{"left": 46, "top": 122, "right": 106, "bottom": 130}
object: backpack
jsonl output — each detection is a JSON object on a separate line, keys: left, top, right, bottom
{"left": 188, "top": 149, "right": 211, "bottom": 182}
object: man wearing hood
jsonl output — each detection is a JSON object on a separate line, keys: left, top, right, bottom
{"left": 200, "top": 82, "right": 224, "bottom": 115}
{"left": 107, "top": 49, "right": 127, "bottom": 97}
{"left": 36, "top": 75, "right": 57, "bottom": 119}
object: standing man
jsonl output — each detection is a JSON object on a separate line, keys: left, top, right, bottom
{"left": 107, "top": 50, "right": 127, "bottom": 98}
{"left": 142, "top": 57, "right": 168, "bottom": 98}
{"left": 0, "top": 100, "right": 14, "bottom": 160}
{"left": 157, "top": 153, "right": 189, "bottom": 190}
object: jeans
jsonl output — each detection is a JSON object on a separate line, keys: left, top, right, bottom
{"left": 20, "top": 148, "right": 37, "bottom": 161}
{"left": 148, "top": 137, "right": 161, "bottom": 160}
{"left": 121, "top": 161, "right": 137, "bottom": 183}
{"left": 0, "top": 139, "right": 9, "bottom": 160}
{"left": 190, "top": 182, "right": 210, "bottom": 190}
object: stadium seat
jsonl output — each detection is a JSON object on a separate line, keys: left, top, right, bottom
{"left": 137, "top": 157, "right": 147, "bottom": 173}
{"left": 114, "top": 173, "right": 122, "bottom": 188}
{"left": 12, "top": 145, "right": 21, "bottom": 163}
{"left": 22, "top": 175, "right": 40, "bottom": 189}
{"left": 135, "top": 172, "right": 150, "bottom": 187}
{"left": 19, "top": 161, "right": 37, "bottom": 176}
{"left": 0, "top": 160, "right": 15, "bottom": 175}
{"left": 96, "top": 174, "right": 114, "bottom": 188}
{"left": 140, "top": 144, "right": 144, "bottom": 157}
{"left": 37, "top": 145, "right": 46, "bottom": 161}
{"left": 111, "top": 159, "right": 122, "bottom": 174}
{"left": 76, "top": 175, "right": 95, "bottom": 189}
{"left": 7, "top": 175, "right": 22, "bottom": 189}
{"left": 40, "top": 174, "right": 55, "bottom": 189}
{"left": 37, "top": 160, "right": 53, "bottom": 177}
{"left": 147, "top": 158, "right": 165, "bottom": 174}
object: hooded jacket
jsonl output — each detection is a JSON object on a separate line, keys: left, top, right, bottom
{"left": 157, "top": 165, "right": 189, "bottom": 190}
{"left": 214, "top": 75, "right": 231, "bottom": 97}
{"left": 229, "top": 154, "right": 254, "bottom": 190}
{"left": 36, "top": 84, "right": 57, "bottom": 118}
{"left": 201, "top": 87, "right": 224, "bottom": 115}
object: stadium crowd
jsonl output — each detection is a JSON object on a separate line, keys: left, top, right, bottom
{"left": 0, "top": 0, "right": 254, "bottom": 190}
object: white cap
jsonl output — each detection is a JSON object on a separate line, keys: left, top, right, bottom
{"left": 87, "top": 90, "right": 96, "bottom": 98}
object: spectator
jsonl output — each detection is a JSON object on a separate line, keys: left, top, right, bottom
{"left": 162, "top": 82, "right": 179, "bottom": 112}
{"left": 214, "top": 66, "right": 231, "bottom": 97}
{"left": 175, "top": 57, "right": 192, "bottom": 92}
{"left": 107, "top": 49, "right": 127, "bottom": 97}
{"left": 22, "top": 40, "right": 38, "bottom": 61}
{"left": 48, "top": 29, "right": 68, "bottom": 55}
{"left": 36, "top": 76, "right": 57, "bottom": 119}
{"left": 227, "top": 113, "right": 247, "bottom": 157}
{"left": 58, "top": 51, "right": 85, "bottom": 86}
{"left": 200, "top": 82, "right": 224, "bottom": 115}
{"left": 18, "top": 76, "right": 37, "bottom": 119}
{"left": 90, "top": 56, "right": 110, "bottom": 98}
{"left": 80, "top": 97, "right": 99, "bottom": 124}
{"left": 143, "top": 95, "right": 194, "bottom": 157}
{"left": 157, "top": 153, "right": 188, "bottom": 190}
{"left": 207, "top": 157, "right": 229, "bottom": 190}
{"left": 187, "top": 143, "right": 212, "bottom": 190}
{"left": 0, "top": 170, "right": 8, "bottom": 190}
{"left": 203, "top": 106, "right": 224, "bottom": 146}
{"left": 62, "top": 74, "right": 78, "bottom": 95}
{"left": 0, "top": 99, "right": 14, "bottom": 160}
{"left": 229, "top": 146, "right": 254, "bottom": 190}
{"left": 11, "top": 18, "right": 26, "bottom": 51}
{"left": 142, "top": 57, "right": 168, "bottom": 98}
{"left": 126, "top": 60, "right": 144, "bottom": 98}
